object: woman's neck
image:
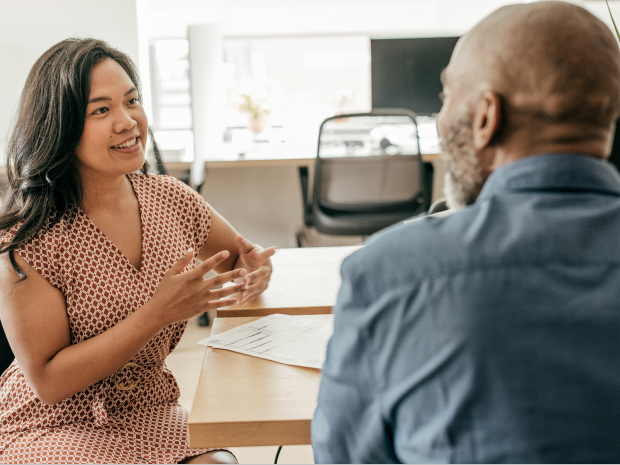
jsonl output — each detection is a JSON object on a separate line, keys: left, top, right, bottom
{"left": 80, "top": 171, "right": 136, "bottom": 215}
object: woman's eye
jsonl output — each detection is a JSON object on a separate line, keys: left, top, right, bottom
{"left": 94, "top": 107, "right": 109, "bottom": 115}
{"left": 128, "top": 98, "right": 140, "bottom": 105}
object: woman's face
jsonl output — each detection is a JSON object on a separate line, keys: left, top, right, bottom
{"left": 75, "top": 58, "right": 148, "bottom": 179}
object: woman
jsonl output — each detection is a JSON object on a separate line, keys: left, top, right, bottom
{"left": 0, "top": 39, "right": 274, "bottom": 463}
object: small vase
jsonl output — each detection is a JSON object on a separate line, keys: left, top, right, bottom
{"left": 248, "top": 113, "right": 269, "bottom": 134}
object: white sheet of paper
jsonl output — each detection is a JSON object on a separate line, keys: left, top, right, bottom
{"left": 197, "top": 313, "right": 335, "bottom": 369}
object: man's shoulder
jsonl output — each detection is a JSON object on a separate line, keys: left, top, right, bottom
{"left": 344, "top": 207, "right": 482, "bottom": 287}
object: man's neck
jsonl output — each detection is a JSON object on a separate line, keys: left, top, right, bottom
{"left": 486, "top": 126, "right": 610, "bottom": 172}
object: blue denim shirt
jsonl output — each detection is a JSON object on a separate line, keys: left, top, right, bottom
{"left": 312, "top": 154, "right": 620, "bottom": 463}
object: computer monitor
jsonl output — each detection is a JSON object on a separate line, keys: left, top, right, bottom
{"left": 371, "top": 37, "right": 460, "bottom": 116}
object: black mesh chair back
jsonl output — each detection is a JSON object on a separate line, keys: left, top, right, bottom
{"left": 308, "top": 109, "right": 428, "bottom": 236}
{"left": 0, "top": 171, "right": 12, "bottom": 373}
{"left": 147, "top": 127, "right": 168, "bottom": 176}
{"left": 0, "top": 322, "right": 13, "bottom": 374}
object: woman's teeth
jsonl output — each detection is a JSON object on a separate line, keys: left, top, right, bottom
{"left": 113, "top": 138, "right": 137, "bottom": 149}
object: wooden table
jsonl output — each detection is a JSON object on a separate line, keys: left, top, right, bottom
{"left": 217, "top": 246, "right": 361, "bottom": 318}
{"left": 188, "top": 316, "right": 323, "bottom": 448}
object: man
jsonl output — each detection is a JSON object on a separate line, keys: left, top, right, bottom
{"left": 312, "top": 2, "right": 620, "bottom": 463}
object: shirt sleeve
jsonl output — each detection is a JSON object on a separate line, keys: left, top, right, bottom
{"left": 189, "top": 188, "right": 212, "bottom": 252}
{"left": 1, "top": 222, "right": 65, "bottom": 294}
{"left": 172, "top": 178, "right": 212, "bottom": 252}
{"left": 311, "top": 254, "right": 400, "bottom": 464}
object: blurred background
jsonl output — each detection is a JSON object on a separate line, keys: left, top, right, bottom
{"left": 0, "top": 0, "right": 618, "bottom": 249}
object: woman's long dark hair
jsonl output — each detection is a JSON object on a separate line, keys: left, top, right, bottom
{"left": 0, "top": 38, "right": 148, "bottom": 280}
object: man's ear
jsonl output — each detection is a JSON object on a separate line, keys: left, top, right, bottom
{"left": 473, "top": 90, "right": 502, "bottom": 150}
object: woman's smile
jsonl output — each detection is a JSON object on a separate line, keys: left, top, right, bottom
{"left": 110, "top": 135, "right": 142, "bottom": 154}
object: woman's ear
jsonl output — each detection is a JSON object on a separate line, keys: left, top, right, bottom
{"left": 473, "top": 90, "right": 502, "bottom": 150}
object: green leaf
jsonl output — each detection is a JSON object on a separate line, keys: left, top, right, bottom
{"left": 607, "top": 0, "right": 620, "bottom": 42}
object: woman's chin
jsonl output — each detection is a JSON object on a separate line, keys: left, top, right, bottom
{"left": 124, "top": 153, "right": 147, "bottom": 173}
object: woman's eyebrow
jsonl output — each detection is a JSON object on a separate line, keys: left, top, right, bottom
{"left": 87, "top": 87, "right": 136, "bottom": 104}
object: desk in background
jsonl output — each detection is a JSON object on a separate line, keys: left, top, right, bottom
{"left": 218, "top": 246, "right": 360, "bottom": 318}
{"left": 165, "top": 152, "right": 442, "bottom": 173}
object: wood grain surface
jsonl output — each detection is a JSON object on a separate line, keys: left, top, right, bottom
{"left": 217, "top": 246, "right": 361, "bottom": 318}
{"left": 198, "top": 152, "right": 442, "bottom": 171}
{"left": 188, "top": 317, "right": 324, "bottom": 448}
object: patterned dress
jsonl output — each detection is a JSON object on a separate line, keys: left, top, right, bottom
{"left": 0, "top": 174, "right": 221, "bottom": 463}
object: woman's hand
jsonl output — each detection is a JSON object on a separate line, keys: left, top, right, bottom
{"left": 234, "top": 236, "right": 276, "bottom": 305}
{"left": 0, "top": 248, "right": 248, "bottom": 405}
{"left": 148, "top": 249, "right": 248, "bottom": 326}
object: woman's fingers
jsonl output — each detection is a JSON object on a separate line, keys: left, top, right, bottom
{"left": 202, "top": 284, "right": 247, "bottom": 311}
{"left": 252, "top": 247, "right": 276, "bottom": 265}
{"left": 204, "top": 268, "right": 247, "bottom": 289}
{"left": 248, "top": 246, "right": 277, "bottom": 262}
{"left": 240, "top": 275, "right": 270, "bottom": 305}
{"left": 206, "top": 298, "right": 239, "bottom": 311}
{"left": 165, "top": 248, "right": 195, "bottom": 276}
{"left": 236, "top": 235, "right": 277, "bottom": 267}
{"left": 234, "top": 235, "right": 256, "bottom": 255}
{"left": 239, "top": 286, "right": 264, "bottom": 305}
{"left": 244, "top": 267, "right": 270, "bottom": 287}
{"left": 204, "top": 282, "right": 246, "bottom": 301}
{"left": 162, "top": 240, "right": 273, "bottom": 313}
{"left": 261, "top": 246, "right": 277, "bottom": 257}
{"left": 191, "top": 250, "right": 232, "bottom": 278}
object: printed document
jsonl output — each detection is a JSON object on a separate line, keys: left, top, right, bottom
{"left": 197, "top": 313, "right": 334, "bottom": 369}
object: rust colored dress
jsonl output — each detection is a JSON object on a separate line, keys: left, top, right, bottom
{"left": 0, "top": 174, "right": 219, "bottom": 463}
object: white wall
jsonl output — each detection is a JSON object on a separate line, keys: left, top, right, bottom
{"left": 0, "top": 0, "right": 139, "bottom": 158}
{"left": 136, "top": 0, "right": 610, "bottom": 102}
{"left": 137, "top": 0, "right": 595, "bottom": 40}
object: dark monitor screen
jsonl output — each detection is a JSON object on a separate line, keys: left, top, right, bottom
{"left": 371, "top": 37, "right": 460, "bottom": 116}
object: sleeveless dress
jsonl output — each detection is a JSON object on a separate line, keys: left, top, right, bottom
{"left": 0, "top": 173, "right": 222, "bottom": 463}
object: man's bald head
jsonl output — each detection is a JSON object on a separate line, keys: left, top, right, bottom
{"left": 459, "top": 1, "right": 620, "bottom": 129}
{"left": 438, "top": 1, "right": 620, "bottom": 208}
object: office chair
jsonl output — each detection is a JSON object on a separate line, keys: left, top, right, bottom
{"left": 147, "top": 127, "right": 168, "bottom": 176}
{"left": 298, "top": 109, "right": 430, "bottom": 243}
{"left": 0, "top": 170, "right": 12, "bottom": 374}
{"left": 0, "top": 322, "right": 12, "bottom": 374}
{"left": 608, "top": 117, "right": 620, "bottom": 172}
{"left": 428, "top": 197, "right": 449, "bottom": 215}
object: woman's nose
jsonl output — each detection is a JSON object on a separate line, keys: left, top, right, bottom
{"left": 113, "top": 109, "right": 136, "bottom": 133}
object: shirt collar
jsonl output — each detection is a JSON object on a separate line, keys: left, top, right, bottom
{"left": 476, "top": 153, "right": 620, "bottom": 202}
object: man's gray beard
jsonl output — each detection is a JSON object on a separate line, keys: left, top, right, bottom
{"left": 440, "top": 116, "right": 486, "bottom": 209}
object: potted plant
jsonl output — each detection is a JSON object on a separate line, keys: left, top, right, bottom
{"left": 237, "top": 94, "right": 271, "bottom": 134}
{"left": 608, "top": 0, "right": 620, "bottom": 40}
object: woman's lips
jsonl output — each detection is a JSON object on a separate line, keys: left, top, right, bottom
{"left": 110, "top": 137, "right": 142, "bottom": 154}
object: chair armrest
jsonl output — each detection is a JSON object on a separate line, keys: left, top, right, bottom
{"left": 298, "top": 166, "right": 314, "bottom": 227}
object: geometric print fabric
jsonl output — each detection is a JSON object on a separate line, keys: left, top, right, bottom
{"left": 0, "top": 174, "right": 217, "bottom": 463}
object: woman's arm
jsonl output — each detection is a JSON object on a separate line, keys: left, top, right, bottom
{"left": 197, "top": 207, "right": 275, "bottom": 305}
{"left": 0, "top": 249, "right": 247, "bottom": 405}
